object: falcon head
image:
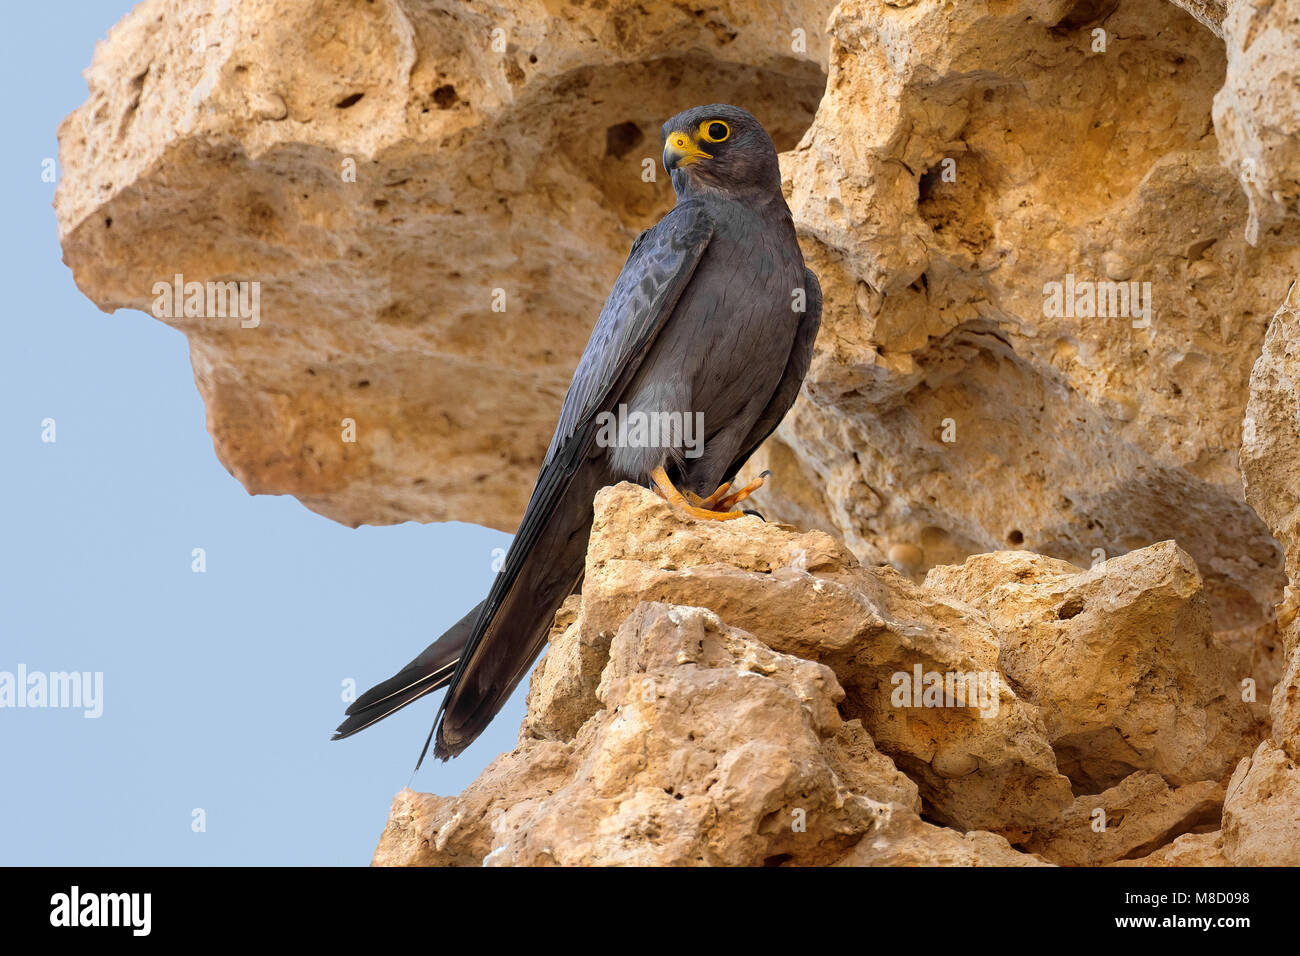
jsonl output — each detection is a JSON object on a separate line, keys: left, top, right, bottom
{"left": 660, "top": 104, "right": 782, "bottom": 199}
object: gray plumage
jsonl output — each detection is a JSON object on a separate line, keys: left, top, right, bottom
{"left": 334, "top": 104, "right": 821, "bottom": 762}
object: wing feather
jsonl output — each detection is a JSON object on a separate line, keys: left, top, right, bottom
{"left": 721, "top": 266, "right": 822, "bottom": 483}
{"left": 544, "top": 203, "right": 715, "bottom": 465}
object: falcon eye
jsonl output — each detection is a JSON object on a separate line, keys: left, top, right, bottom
{"left": 700, "top": 120, "right": 730, "bottom": 143}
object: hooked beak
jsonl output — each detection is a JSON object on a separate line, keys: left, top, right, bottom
{"left": 662, "top": 130, "right": 712, "bottom": 172}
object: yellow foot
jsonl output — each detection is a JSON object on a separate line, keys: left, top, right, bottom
{"left": 701, "top": 470, "right": 770, "bottom": 511}
{"left": 651, "top": 466, "right": 745, "bottom": 521}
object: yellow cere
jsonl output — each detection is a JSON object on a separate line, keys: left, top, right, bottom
{"left": 665, "top": 129, "right": 713, "bottom": 166}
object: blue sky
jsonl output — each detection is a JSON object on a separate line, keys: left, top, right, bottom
{"left": 0, "top": 2, "right": 526, "bottom": 865}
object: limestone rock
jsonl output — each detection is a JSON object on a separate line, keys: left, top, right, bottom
{"left": 372, "top": 789, "right": 457, "bottom": 868}
{"left": 1214, "top": 0, "right": 1300, "bottom": 242}
{"left": 1273, "top": 649, "right": 1300, "bottom": 762}
{"left": 518, "top": 594, "right": 589, "bottom": 743}
{"left": 1167, "top": 1, "right": 1229, "bottom": 37}
{"left": 925, "top": 544, "right": 1258, "bottom": 791}
{"left": 1221, "top": 740, "right": 1300, "bottom": 865}
{"left": 1111, "top": 830, "right": 1230, "bottom": 867}
{"left": 1024, "top": 772, "right": 1224, "bottom": 866}
{"left": 377, "top": 601, "right": 918, "bottom": 866}
{"left": 576, "top": 484, "right": 1073, "bottom": 841}
{"left": 373, "top": 485, "right": 1277, "bottom": 865}
{"left": 833, "top": 803, "right": 1052, "bottom": 867}
{"left": 372, "top": 741, "right": 577, "bottom": 867}
{"left": 760, "top": 0, "right": 1297, "bottom": 638}
{"left": 1241, "top": 284, "right": 1300, "bottom": 761}
{"left": 57, "top": 1, "right": 1300, "bottom": 657}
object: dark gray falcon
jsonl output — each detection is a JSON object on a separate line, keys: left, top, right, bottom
{"left": 333, "top": 104, "right": 822, "bottom": 762}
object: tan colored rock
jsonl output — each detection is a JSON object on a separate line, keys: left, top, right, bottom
{"left": 55, "top": 0, "right": 1300, "bottom": 866}
{"left": 55, "top": 0, "right": 828, "bottom": 530}
{"left": 1025, "top": 772, "right": 1224, "bottom": 866}
{"left": 372, "top": 485, "right": 1278, "bottom": 865}
{"left": 518, "top": 594, "right": 589, "bottom": 743}
{"left": 376, "top": 601, "right": 919, "bottom": 866}
{"left": 766, "top": 0, "right": 1298, "bottom": 635}
{"left": 1167, "top": 0, "right": 1230, "bottom": 37}
{"left": 1213, "top": 616, "right": 1286, "bottom": 729}
{"left": 577, "top": 484, "right": 1073, "bottom": 841}
{"left": 759, "top": 0, "right": 1298, "bottom": 637}
{"left": 834, "top": 803, "right": 1052, "bottom": 867}
{"left": 1273, "top": 648, "right": 1300, "bottom": 761}
{"left": 1214, "top": 0, "right": 1300, "bottom": 241}
{"left": 371, "top": 737, "right": 579, "bottom": 867}
{"left": 925, "top": 544, "right": 1258, "bottom": 792}
{"left": 1111, "top": 830, "right": 1230, "bottom": 867}
{"left": 1221, "top": 740, "right": 1300, "bottom": 865}
{"left": 372, "top": 789, "right": 457, "bottom": 867}
{"left": 57, "top": 0, "right": 1300, "bottom": 654}
{"left": 1241, "top": 284, "right": 1300, "bottom": 760}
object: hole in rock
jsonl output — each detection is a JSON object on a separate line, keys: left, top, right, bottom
{"left": 1057, "top": 596, "right": 1085, "bottom": 620}
{"left": 604, "top": 121, "right": 644, "bottom": 159}
{"left": 432, "top": 85, "right": 458, "bottom": 109}
{"left": 1051, "top": 0, "right": 1121, "bottom": 33}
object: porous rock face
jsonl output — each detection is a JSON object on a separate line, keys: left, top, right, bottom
{"left": 371, "top": 484, "right": 1257, "bottom": 866}
{"left": 763, "top": 0, "right": 1300, "bottom": 643}
{"left": 57, "top": 1, "right": 1300, "bottom": 864}
{"left": 56, "top": 1, "right": 1299, "bottom": 631}
{"left": 1235, "top": 283, "right": 1300, "bottom": 864}
{"left": 924, "top": 544, "right": 1251, "bottom": 793}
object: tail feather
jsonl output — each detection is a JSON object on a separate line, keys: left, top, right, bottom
{"left": 432, "top": 444, "right": 611, "bottom": 760}
{"left": 331, "top": 599, "right": 484, "bottom": 741}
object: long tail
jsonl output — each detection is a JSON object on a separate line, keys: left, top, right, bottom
{"left": 432, "top": 442, "right": 612, "bottom": 761}
{"left": 333, "top": 429, "right": 610, "bottom": 764}
{"left": 331, "top": 599, "right": 484, "bottom": 741}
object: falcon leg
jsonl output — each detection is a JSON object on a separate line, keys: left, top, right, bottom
{"left": 650, "top": 466, "right": 745, "bottom": 521}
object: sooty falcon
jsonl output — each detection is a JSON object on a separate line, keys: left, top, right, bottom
{"left": 333, "top": 104, "right": 822, "bottom": 763}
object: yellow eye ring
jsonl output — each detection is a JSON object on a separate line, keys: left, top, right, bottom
{"left": 699, "top": 120, "right": 730, "bottom": 143}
